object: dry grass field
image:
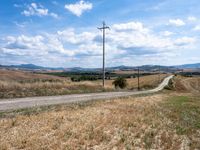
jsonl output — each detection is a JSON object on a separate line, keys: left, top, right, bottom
{"left": 0, "top": 69, "right": 167, "bottom": 98}
{"left": 0, "top": 92, "right": 200, "bottom": 149}
{"left": 173, "top": 75, "right": 200, "bottom": 93}
{"left": 0, "top": 76, "right": 200, "bottom": 149}
{"left": 0, "top": 70, "right": 111, "bottom": 98}
{"left": 0, "top": 69, "right": 65, "bottom": 81}
{"left": 100, "top": 74, "right": 168, "bottom": 90}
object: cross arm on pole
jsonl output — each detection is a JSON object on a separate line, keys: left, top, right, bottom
{"left": 97, "top": 21, "right": 110, "bottom": 87}
{"left": 97, "top": 26, "right": 110, "bottom": 30}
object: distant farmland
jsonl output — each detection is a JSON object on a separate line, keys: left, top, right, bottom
{"left": 0, "top": 69, "right": 166, "bottom": 99}
{"left": 43, "top": 71, "right": 158, "bottom": 82}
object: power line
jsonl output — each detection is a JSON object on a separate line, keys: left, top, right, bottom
{"left": 98, "top": 21, "right": 110, "bottom": 87}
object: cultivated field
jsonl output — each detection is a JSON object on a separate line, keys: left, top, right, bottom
{"left": 0, "top": 69, "right": 167, "bottom": 98}
{"left": 0, "top": 76, "right": 200, "bottom": 149}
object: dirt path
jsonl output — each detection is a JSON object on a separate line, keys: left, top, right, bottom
{"left": 0, "top": 75, "right": 174, "bottom": 111}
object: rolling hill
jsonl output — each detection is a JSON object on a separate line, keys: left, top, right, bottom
{"left": 1, "top": 63, "right": 200, "bottom": 72}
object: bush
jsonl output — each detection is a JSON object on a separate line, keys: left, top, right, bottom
{"left": 112, "top": 77, "right": 128, "bottom": 89}
{"left": 164, "top": 79, "right": 174, "bottom": 90}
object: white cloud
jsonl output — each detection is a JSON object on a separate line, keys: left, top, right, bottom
{"left": 175, "top": 37, "right": 196, "bottom": 46}
{"left": 14, "top": 22, "right": 26, "bottom": 28}
{"left": 193, "top": 25, "right": 200, "bottom": 31}
{"left": 22, "top": 3, "right": 59, "bottom": 18}
{"left": 113, "top": 22, "right": 149, "bottom": 33}
{"left": 1, "top": 21, "right": 199, "bottom": 67}
{"left": 64, "top": 0, "right": 93, "bottom": 17}
{"left": 110, "top": 22, "right": 174, "bottom": 51}
{"left": 14, "top": 4, "right": 22, "bottom": 8}
{"left": 50, "top": 13, "right": 59, "bottom": 19}
{"left": 162, "top": 31, "right": 174, "bottom": 36}
{"left": 169, "top": 19, "right": 185, "bottom": 26}
{"left": 5, "top": 35, "right": 45, "bottom": 49}
{"left": 188, "top": 16, "right": 197, "bottom": 22}
{"left": 22, "top": 3, "right": 48, "bottom": 16}
{"left": 3, "top": 34, "right": 74, "bottom": 57}
{"left": 46, "top": 34, "right": 74, "bottom": 56}
{"left": 57, "top": 28, "right": 96, "bottom": 44}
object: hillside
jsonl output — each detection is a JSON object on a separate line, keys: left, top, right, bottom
{"left": 1, "top": 63, "right": 200, "bottom": 72}
{"left": 0, "top": 69, "right": 64, "bottom": 81}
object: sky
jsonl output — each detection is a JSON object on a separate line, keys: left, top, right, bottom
{"left": 0, "top": 0, "right": 200, "bottom": 68}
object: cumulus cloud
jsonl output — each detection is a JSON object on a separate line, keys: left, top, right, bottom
{"left": 1, "top": 21, "right": 198, "bottom": 67}
{"left": 193, "top": 25, "right": 200, "bottom": 31}
{"left": 169, "top": 19, "right": 185, "bottom": 26}
{"left": 117, "top": 46, "right": 158, "bottom": 56}
{"left": 175, "top": 37, "right": 196, "bottom": 46}
{"left": 188, "top": 16, "right": 197, "bottom": 22}
{"left": 110, "top": 22, "right": 174, "bottom": 52}
{"left": 49, "top": 13, "right": 59, "bottom": 19}
{"left": 5, "top": 35, "right": 45, "bottom": 50}
{"left": 22, "top": 3, "right": 59, "bottom": 18}
{"left": 161, "top": 31, "right": 174, "bottom": 36}
{"left": 2, "top": 34, "right": 74, "bottom": 57}
{"left": 64, "top": 0, "right": 93, "bottom": 17}
{"left": 113, "top": 22, "right": 149, "bottom": 33}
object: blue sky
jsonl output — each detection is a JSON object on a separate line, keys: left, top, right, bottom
{"left": 0, "top": 0, "right": 200, "bottom": 67}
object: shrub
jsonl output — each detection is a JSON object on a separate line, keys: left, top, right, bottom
{"left": 164, "top": 79, "right": 174, "bottom": 90}
{"left": 112, "top": 77, "right": 128, "bottom": 89}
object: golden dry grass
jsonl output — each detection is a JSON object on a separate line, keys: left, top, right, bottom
{"left": 173, "top": 75, "right": 200, "bottom": 93}
{"left": 0, "top": 69, "right": 168, "bottom": 98}
{"left": 0, "top": 69, "right": 64, "bottom": 81}
{"left": 1, "top": 76, "right": 200, "bottom": 149}
{"left": 0, "top": 80, "right": 111, "bottom": 98}
{"left": 0, "top": 93, "right": 200, "bottom": 149}
{"left": 0, "top": 70, "right": 112, "bottom": 98}
{"left": 99, "top": 74, "right": 168, "bottom": 89}
{"left": 126, "top": 74, "right": 168, "bottom": 89}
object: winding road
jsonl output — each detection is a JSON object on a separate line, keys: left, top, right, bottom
{"left": 0, "top": 75, "right": 174, "bottom": 111}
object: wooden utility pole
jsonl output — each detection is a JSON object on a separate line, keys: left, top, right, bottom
{"left": 98, "top": 21, "right": 110, "bottom": 87}
{"left": 158, "top": 66, "right": 161, "bottom": 83}
{"left": 138, "top": 67, "right": 140, "bottom": 90}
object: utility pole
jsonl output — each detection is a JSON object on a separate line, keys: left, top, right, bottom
{"left": 137, "top": 67, "right": 140, "bottom": 90}
{"left": 158, "top": 65, "right": 161, "bottom": 83}
{"left": 98, "top": 21, "right": 110, "bottom": 87}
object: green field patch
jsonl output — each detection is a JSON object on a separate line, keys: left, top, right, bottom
{"left": 163, "top": 95, "right": 200, "bottom": 135}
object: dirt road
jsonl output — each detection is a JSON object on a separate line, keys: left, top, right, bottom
{"left": 0, "top": 75, "right": 173, "bottom": 111}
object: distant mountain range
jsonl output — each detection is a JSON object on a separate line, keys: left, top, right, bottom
{"left": 0, "top": 64, "right": 64, "bottom": 70}
{"left": 0, "top": 63, "right": 200, "bottom": 72}
{"left": 0, "top": 64, "right": 98, "bottom": 72}
{"left": 174, "top": 63, "right": 200, "bottom": 69}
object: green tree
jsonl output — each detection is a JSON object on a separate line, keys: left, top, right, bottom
{"left": 112, "top": 77, "right": 128, "bottom": 89}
